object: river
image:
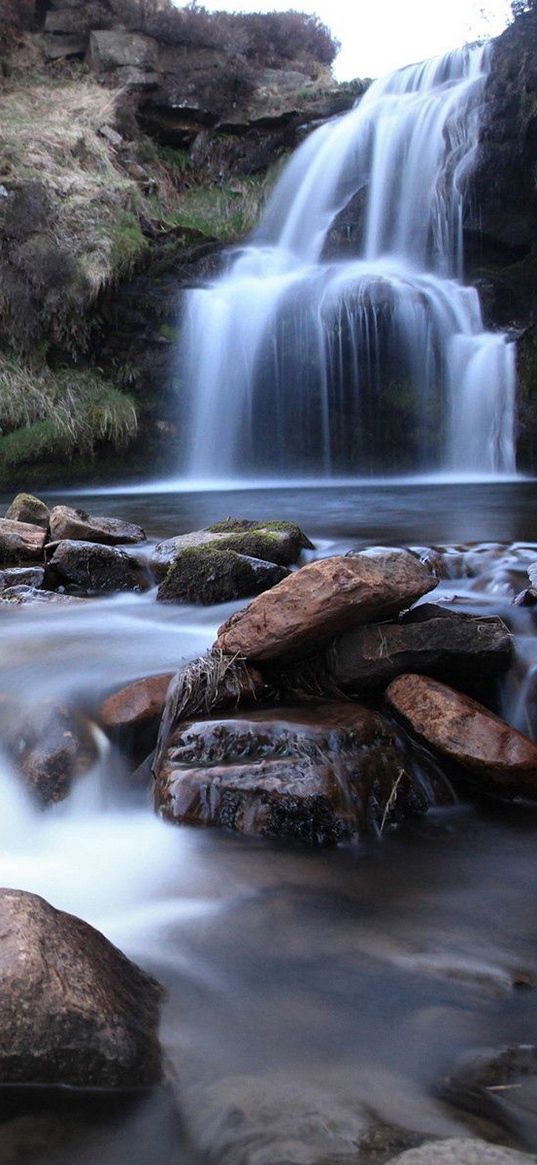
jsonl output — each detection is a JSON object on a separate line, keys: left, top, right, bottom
{"left": 1, "top": 479, "right": 536, "bottom": 1164}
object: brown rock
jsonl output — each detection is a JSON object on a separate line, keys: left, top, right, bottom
{"left": 100, "top": 673, "right": 174, "bottom": 730}
{"left": 5, "top": 493, "right": 50, "bottom": 530}
{"left": 0, "top": 699, "right": 98, "bottom": 804}
{"left": 0, "top": 518, "right": 47, "bottom": 564}
{"left": 155, "top": 702, "right": 428, "bottom": 844}
{"left": 387, "top": 674, "right": 537, "bottom": 795}
{"left": 0, "top": 888, "right": 162, "bottom": 1086}
{"left": 48, "top": 505, "right": 145, "bottom": 546}
{"left": 215, "top": 550, "right": 437, "bottom": 662}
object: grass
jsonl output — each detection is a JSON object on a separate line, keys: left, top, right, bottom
{"left": 148, "top": 176, "right": 270, "bottom": 242}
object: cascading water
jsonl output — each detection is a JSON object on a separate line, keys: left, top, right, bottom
{"left": 180, "top": 45, "right": 516, "bottom": 480}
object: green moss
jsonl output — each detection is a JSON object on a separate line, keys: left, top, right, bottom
{"left": 108, "top": 213, "right": 149, "bottom": 278}
{"left": 158, "top": 323, "right": 180, "bottom": 342}
{"left": 158, "top": 547, "right": 283, "bottom": 605}
{"left": 207, "top": 518, "right": 314, "bottom": 553}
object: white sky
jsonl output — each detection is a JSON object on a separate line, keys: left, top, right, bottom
{"left": 190, "top": 0, "right": 513, "bottom": 80}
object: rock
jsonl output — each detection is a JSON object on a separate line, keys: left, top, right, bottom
{"left": 386, "top": 674, "right": 537, "bottom": 797}
{"left": 386, "top": 1139, "right": 537, "bottom": 1164}
{"left": 0, "top": 586, "right": 84, "bottom": 606}
{"left": 89, "top": 29, "right": 159, "bottom": 72}
{"left": 48, "top": 505, "right": 145, "bottom": 546}
{"left": 0, "top": 888, "right": 162, "bottom": 1086}
{"left": 0, "top": 567, "right": 45, "bottom": 590}
{"left": 329, "top": 606, "right": 512, "bottom": 693}
{"left": 157, "top": 548, "right": 289, "bottom": 605}
{"left": 440, "top": 1045, "right": 537, "bottom": 1151}
{"left": 151, "top": 521, "right": 311, "bottom": 581}
{"left": 528, "top": 561, "right": 537, "bottom": 589}
{"left": 44, "top": 541, "right": 150, "bottom": 595}
{"left": 41, "top": 33, "right": 88, "bottom": 59}
{"left": 514, "top": 588, "right": 537, "bottom": 607}
{"left": 0, "top": 518, "right": 47, "bottom": 564}
{"left": 215, "top": 550, "right": 437, "bottom": 662}
{"left": 5, "top": 493, "right": 50, "bottom": 529}
{"left": 155, "top": 702, "right": 427, "bottom": 844}
{"left": 100, "top": 673, "right": 174, "bottom": 731}
{"left": 0, "top": 699, "right": 97, "bottom": 804}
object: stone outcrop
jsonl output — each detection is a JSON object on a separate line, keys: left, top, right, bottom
{"left": 216, "top": 550, "right": 437, "bottom": 662}
{"left": 0, "top": 888, "right": 162, "bottom": 1086}
{"left": 387, "top": 674, "right": 537, "bottom": 797}
{"left": 154, "top": 701, "right": 427, "bottom": 843}
{"left": 44, "top": 540, "right": 150, "bottom": 594}
{"left": 48, "top": 505, "right": 146, "bottom": 546}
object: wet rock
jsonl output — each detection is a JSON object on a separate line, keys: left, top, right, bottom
{"left": 514, "top": 588, "right": 537, "bottom": 607}
{"left": 155, "top": 702, "right": 426, "bottom": 844}
{"left": 151, "top": 521, "right": 310, "bottom": 581}
{"left": 387, "top": 674, "right": 537, "bottom": 797}
{"left": 89, "top": 29, "right": 159, "bottom": 72}
{"left": 100, "top": 673, "right": 174, "bottom": 731}
{"left": 0, "top": 698, "right": 97, "bottom": 804}
{"left": 157, "top": 548, "right": 289, "bottom": 605}
{"left": 0, "top": 518, "right": 47, "bottom": 564}
{"left": 48, "top": 505, "right": 145, "bottom": 546}
{"left": 44, "top": 540, "right": 150, "bottom": 595}
{"left": 386, "top": 1139, "right": 537, "bottom": 1164}
{"left": 0, "top": 888, "right": 162, "bottom": 1086}
{"left": 440, "top": 1045, "right": 537, "bottom": 1152}
{"left": 0, "top": 566, "right": 45, "bottom": 590}
{"left": 0, "top": 586, "right": 84, "bottom": 606}
{"left": 215, "top": 550, "right": 437, "bottom": 662}
{"left": 5, "top": 493, "right": 50, "bottom": 529}
{"left": 329, "top": 607, "right": 512, "bottom": 693}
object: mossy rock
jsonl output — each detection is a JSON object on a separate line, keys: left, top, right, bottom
{"left": 156, "top": 547, "right": 288, "bottom": 605}
{"left": 207, "top": 518, "right": 314, "bottom": 557}
{"left": 151, "top": 523, "right": 312, "bottom": 581}
{"left": 5, "top": 493, "right": 50, "bottom": 529}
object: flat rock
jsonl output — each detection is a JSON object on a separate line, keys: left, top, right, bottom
{"left": 156, "top": 548, "right": 288, "bottom": 604}
{"left": 0, "top": 567, "right": 45, "bottom": 590}
{"left": 100, "top": 673, "right": 174, "bottom": 730}
{"left": 89, "top": 29, "right": 159, "bottom": 70}
{"left": 387, "top": 674, "right": 537, "bottom": 796}
{"left": 216, "top": 550, "right": 437, "bottom": 662}
{"left": 45, "top": 540, "right": 150, "bottom": 595}
{"left": 155, "top": 702, "right": 427, "bottom": 844}
{"left": 5, "top": 493, "right": 50, "bottom": 530}
{"left": 386, "top": 1139, "right": 537, "bottom": 1164}
{"left": 0, "top": 888, "right": 162, "bottom": 1086}
{"left": 330, "top": 607, "right": 512, "bottom": 692}
{"left": 48, "top": 505, "right": 145, "bottom": 546}
{"left": 0, "top": 518, "right": 47, "bottom": 564}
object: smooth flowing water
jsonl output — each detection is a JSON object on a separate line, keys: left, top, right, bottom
{"left": 180, "top": 47, "right": 516, "bottom": 479}
{"left": 1, "top": 482, "right": 537, "bottom": 1163}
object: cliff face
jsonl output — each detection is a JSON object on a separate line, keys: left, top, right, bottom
{"left": 0, "top": 0, "right": 358, "bottom": 486}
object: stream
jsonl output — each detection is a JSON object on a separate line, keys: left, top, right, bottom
{"left": 1, "top": 479, "right": 537, "bottom": 1164}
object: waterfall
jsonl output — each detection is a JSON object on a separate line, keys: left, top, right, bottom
{"left": 179, "top": 45, "right": 516, "bottom": 480}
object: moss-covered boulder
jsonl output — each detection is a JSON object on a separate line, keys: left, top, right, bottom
{"left": 157, "top": 547, "right": 288, "bottom": 604}
{"left": 5, "top": 493, "right": 50, "bottom": 529}
{"left": 151, "top": 520, "right": 313, "bottom": 580}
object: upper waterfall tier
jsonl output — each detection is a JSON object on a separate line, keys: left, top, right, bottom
{"left": 179, "top": 45, "right": 516, "bottom": 479}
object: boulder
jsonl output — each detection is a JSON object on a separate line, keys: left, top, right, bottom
{"left": 41, "top": 33, "right": 88, "bottom": 59}
{"left": 0, "top": 566, "right": 45, "bottom": 590}
{"left": 89, "top": 29, "right": 159, "bottom": 71}
{"left": 215, "top": 550, "right": 437, "bottom": 662}
{"left": 100, "top": 673, "right": 174, "bottom": 731}
{"left": 329, "top": 606, "right": 512, "bottom": 693}
{"left": 0, "top": 699, "right": 97, "bottom": 804}
{"left": 151, "top": 521, "right": 311, "bottom": 581}
{"left": 0, "top": 518, "right": 47, "bottom": 565}
{"left": 0, "top": 888, "right": 162, "bottom": 1086}
{"left": 48, "top": 505, "right": 145, "bottom": 546}
{"left": 386, "top": 1140, "right": 537, "bottom": 1164}
{"left": 155, "top": 702, "right": 427, "bottom": 844}
{"left": 44, "top": 540, "right": 150, "bottom": 595}
{"left": 156, "top": 548, "right": 289, "bottom": 604}
{"left": 5, "top": 493, "right": 50, "bottom": 530}
{"left": 386, "top": 674, "right": 537, "bottom": 797}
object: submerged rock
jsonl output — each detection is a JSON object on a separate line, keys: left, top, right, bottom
{"left": 386, "top": 1140, "right": 537, "bottom": 1164}
{"left": 45, "top": 540, "right": 150, "bottom": 594}
{"left": 0, "top": 888, "right": 162, "bottom": 1086}
{"left": 215, "top": 550, "right": 437, "bottom": 662}
{"left": 329, "top": 606, "right": 512, "bottom": 693}
{"left": 5, "top": 493, "right": 50, "bottom": 529}
{"left": 155, "top": 702, "right": 426, "bottom": 844}
{"left": 0, "top": 698, "right": 97, "bottom": 804}
{"left": 157, "top": 547, "right": 288, "bottom": 604}
{"left": 387, "top": 674, "right": 537, "bottom": 797}
{"left": 48, "top": 505, "right": 146, "bottom": 546}
{"left": 439, "top": 1044, "right": 537, "bottom": 1151}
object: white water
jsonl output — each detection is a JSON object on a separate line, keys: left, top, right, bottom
{"left": 180, "top": 45, "right": 516, "bottom": 479}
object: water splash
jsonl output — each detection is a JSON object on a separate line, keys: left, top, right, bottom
{"left": 179, "top": 45, "right": 516, "bottom": 479}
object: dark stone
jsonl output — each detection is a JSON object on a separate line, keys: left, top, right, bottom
{"left": 151, "top": 522, "right": 310, "bottom": 581}
{"left": 0, "top": 888, "right": 162, "bottom": 1086}
{"left": 0, "top": 698, "right": 97, "bottom": 804}
{"left": 0, "top": 566, "right": 45, "bottom": 590}
{"left": 155, "top": 702, "right": 428, "bottom": 844}
{"left": 44, "top": 540, "right": 150, "bottom": 595}
{"left": 156, "top": 548, "right": 289, "bottom": 605}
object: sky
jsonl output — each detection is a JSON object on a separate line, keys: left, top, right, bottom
{"left": 191, "top": 0, "right": 513, "bottom": 80}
